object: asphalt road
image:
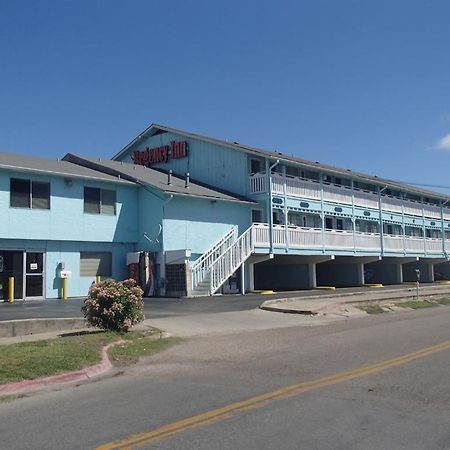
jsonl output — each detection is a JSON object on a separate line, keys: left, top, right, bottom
{"left": 2, "top": 305, "right": 450, "bottom": 449}
{"left": 0, "top": 284, "right": 417, "bottom": 321}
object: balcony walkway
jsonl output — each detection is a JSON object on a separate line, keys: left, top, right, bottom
{"left": 250, "top": 172, "right": 450, "bottom": 220}
{"left": 252, "top": 223, "right": 449, "bottom": 258}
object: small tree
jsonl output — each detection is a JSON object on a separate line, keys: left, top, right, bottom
{"left": 82, "top": 279, "right": 144, "bottom": 332}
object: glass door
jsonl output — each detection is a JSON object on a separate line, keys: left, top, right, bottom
{"left": 25, "top": 252, "right": 44, "bottom": 299}
{"left": 0, "top": 251, "right": 24, "bottom": 300}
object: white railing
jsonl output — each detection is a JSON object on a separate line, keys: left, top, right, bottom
{"left": 249, "top": 172, "right": 267, "bottom": 194}
{"left": 444, "top": 209, "right": 450, "bottom": 221}
{"left": 423, "top": 204, "right": 441, "bottom": 219}
{"left": 322, "top": 183, "right": 353, "bottom": 205}
{"left": 354, "top": 232, "right": 382, "bottom": 251}
{"left": 381, "top": 195, "right": 403, "bottom": 214}
{"left": 288, "top": 227, "right": 323, "bottom": 248}
{"left": 210, "top": 226, "right": 254, "bottom": 294}
{"left": 190, "top": 226, "right": 237, "bottom": 290}
{"left": 353, "top": 189, "right": 379, "bottom": 209}
{"left": 404, "top": 236, "right": 425, "bottom": 252}
{"left": 426, "top": 239, "right": 443, "bottom": 253}
{"left": 251, "top": 223, "right": 448, "bottom": 257}
{"left": 384, "top": 235, "right": 404, "bottom": 252}
{"left": 249, "top": 173, "right": 447, "bottom": 221}
{"left": 324, "top": 230, "right": 354, "bottom": 248}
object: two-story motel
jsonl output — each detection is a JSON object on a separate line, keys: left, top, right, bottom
{"left": 1, "top": 123, "right": 450, "bottom": 301}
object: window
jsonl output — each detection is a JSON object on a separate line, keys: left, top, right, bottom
{"left": 10, "top": 178, "right": 50, "bottom": 209}
{"left": 252, "top": 209, "right": 263, "bottom": 223}
{"left": 250, "top": 159, "right": 264, "bottom": 174}
{"left": 80, "top": 252, "right": 112, "bottom": 277}
{"left": 286, "top": 166, "right": 300, "bottom": 177}
{"left": 84, "top": 187, "right": 116, "bottom": 215}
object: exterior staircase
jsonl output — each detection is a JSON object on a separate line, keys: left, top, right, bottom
{"left": 190, "top": 226, "right": 238, "bottom": 296}
{"left": 190, "top": 225, "right": 255, "bottom": 296}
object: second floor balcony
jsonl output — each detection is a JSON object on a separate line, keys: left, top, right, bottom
{"left": 249, "top": 172, "right": 448, "bottom": 220}
{"left": 252, "top": 223, "right": 449, "bottom": 257}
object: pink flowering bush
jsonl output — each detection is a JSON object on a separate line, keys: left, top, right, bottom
{"left": 82, "top": 279, "right": 144, "bottom": 332}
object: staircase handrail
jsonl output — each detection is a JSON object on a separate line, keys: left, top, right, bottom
{"left": 190, "top": 226, "right": 238, "bottom": 289}
{"left": 210, "top": 225, "right": 254, "bottom": 294}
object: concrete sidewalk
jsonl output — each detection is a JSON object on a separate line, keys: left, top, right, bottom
{"left": 260, "top": 283, "right": 450, "bottom": 315}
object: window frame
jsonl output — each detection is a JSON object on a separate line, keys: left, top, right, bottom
{"left": 83, "top": 187, "right": 116, "bottom": 216}
{"left": 10, "top": 178, "right": 51, "bottom": 210}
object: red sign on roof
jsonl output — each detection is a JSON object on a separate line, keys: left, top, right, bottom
{"left": 132, "top": 141, "right": 188, "bottom": 167}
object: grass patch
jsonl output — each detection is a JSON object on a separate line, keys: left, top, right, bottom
{"left": 436, "top": 298, "right": 450, "bottom": 305}
{"left": 358, "top": 304, "right": 386, "bottom": 315}
{"left": 108, "top": 334, "right": 181, "bottom": 367}
{"left": 396, "top": 300, "right": 437, "bottom": 309}
{"left": 0, "top": 329, "right": 178, "bottom": 385}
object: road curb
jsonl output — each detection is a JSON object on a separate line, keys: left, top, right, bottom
{"left": 260, "top": 285, "right": 450, "bottom": 315}
{"left": 0, "top": 318, "right": 87, "bottom": 338}
{"left": 0, "top": 340, "right": 124, "bottom": 397}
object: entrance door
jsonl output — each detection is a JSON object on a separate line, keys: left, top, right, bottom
{"left": 0, "top": 251, "right": 24, "bottom": 300}
{"left": 25, "top": 252, "right": 44, "bottom": 299}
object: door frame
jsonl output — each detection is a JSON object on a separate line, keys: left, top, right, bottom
{"left": 24, "top": 250, "right": 46, "bottom": 300}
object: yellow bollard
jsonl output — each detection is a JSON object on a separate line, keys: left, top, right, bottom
{"left": 8, "top": 276, "right": 14, "bottom": 303}
{"left": 62, "top": 278, "right": 68, "bottom": 300}
{"left": 95, "top": 275, "right": 101, "bottom": 284}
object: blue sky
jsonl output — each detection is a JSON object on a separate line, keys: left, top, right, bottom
{"left": 1, "top": 0, "right": 450, "bottom": 193}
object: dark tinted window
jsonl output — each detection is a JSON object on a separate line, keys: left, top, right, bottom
{"left": 10, "top": 179, "right": 50, "bottom": 209}
{"left": 84, "top": 187, "right": 116, "bottom": 215}
{"left": 10, "top": 179, "right": 30, "bottom": 208}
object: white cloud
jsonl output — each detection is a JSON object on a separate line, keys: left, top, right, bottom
{"left": 437, "top": 134, "right": 450, "bottom": 151}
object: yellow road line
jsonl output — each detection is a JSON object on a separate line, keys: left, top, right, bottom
{"left": 96, "top": 339, "right": 450, "bottom": 450}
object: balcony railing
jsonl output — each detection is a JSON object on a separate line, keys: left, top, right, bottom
{"left": 252, "top": 223, "right": 449, "bottom": 256}
{"left": 249, "top": 172, "right": 448, "bottom": 220}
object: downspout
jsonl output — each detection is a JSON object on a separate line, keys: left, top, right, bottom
{"left": 160, "top": 194, "right": 174, "bottom": 296}
{"left": 320, "top": 172, "right": 325, "bottom": 252}
{"left": 422, "top": 196, "right": 426, "bottom": 256}
{"left": 282, "top": 165, "right": 289, "bottom": 252}
{"left": 441, "top": 200, "right": 448, "bottom": 257}
{"left": 351, "top": 179, "right": 356, "bottom": 254}
{"left": 378, "top": 185, "right": 388, "bottom": 256}
{"left": 401, "top": 192, "right": 406, "bottom": 256}
{"left": 267, "top": 159, "right": 280, "bottom": 256}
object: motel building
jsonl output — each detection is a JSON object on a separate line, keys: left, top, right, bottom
{"left": 1, "top": 123, "right": 450, "bottom": 301}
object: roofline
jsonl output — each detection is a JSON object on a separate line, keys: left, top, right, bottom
{"left": 112, "top": 123, "right": 450, "bottom": 202}
{"left": 0, "top": 162, "right": 135, "bottom": 185}
{"left": 64, "top": 154, "right": 256, "bottom": 205}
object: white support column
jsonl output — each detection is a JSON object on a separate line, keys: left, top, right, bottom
{"left": 395, "top": 263, "right": 403, "bottom": 284}
{"left": 426, "top": 263, "right": 435, "bottom": 283}
{"left": 241, "top": 262, "right": 245, "bottom": 295}
{"left": 308, "top": 263, "right": 317, "bottom": 288}
{"left": 248, "top": 262, "right": 255, "bottom": 292}
{"left": 357, "top": 262, "right": 365, "bottom": 285}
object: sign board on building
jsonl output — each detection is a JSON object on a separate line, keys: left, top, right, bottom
{"left": 132, "top": 141, "right": 188, "bottom": 167}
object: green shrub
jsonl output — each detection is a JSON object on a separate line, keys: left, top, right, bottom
{"left": 82, "top": 279, "right": 144, "bottom": 332}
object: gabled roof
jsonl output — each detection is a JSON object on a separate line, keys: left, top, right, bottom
{"left": 0, "top": 151, "right": 133, "bottom": 185}
{"left": 63, "top": 154, "right": 255, "bottom": 204}
{"left": 112, "top": 123, "right": 450, "bottom": 202}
